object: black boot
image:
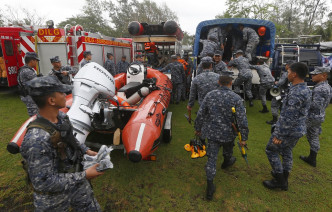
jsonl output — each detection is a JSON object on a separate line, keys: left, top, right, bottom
{"left": 249, "top": 99, "right": 254, "bottom": 107}
{"left": 266, "top": 116, "right": 278, "bottom": 125}
{"left": 300, "top": 150, "right": 317, "bottom": 167}
{"left": 283, "top": 171, "right": 289, "bottom": 188}
{"left": 206, "top": 180, "right": 216, "bottom": 200}
{"left": 259, "top": 105, "right": 269, "bottom": 113}
{"left": 263, "top": 172, "right": 288, "bottom": 191}
{"left": 221, "top": 156, "right": 236, "bottom": 169}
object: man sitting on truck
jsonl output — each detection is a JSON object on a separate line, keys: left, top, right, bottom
{"left": 49, "top": 56, "right": 77, "bottom": 85}
{"left": 238, "top": 24, "right": 259, "bottom": 62}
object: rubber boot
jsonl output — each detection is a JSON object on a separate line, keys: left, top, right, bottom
{"left": 271, "top": 170, "right": 289, "bottom": 187}
{"left": 263, "top": 172, "right": 288, "bottom": 191}
{"left": 206, "top": 180, "right": 216, "bottom": 201}
{"left": 300, "top": 149, "right": 317, "bottom": 167}
{"left": 221, "top": 156, "right": 236, "bottom": 169}
{"left": 249, "top": 99, "right": 254, "bottom": 107}
{"left": 259, "top": 105, "right": 269, "bottom": 113}
{"left": 266, "top": 116, "right": 278, "bottom": 125}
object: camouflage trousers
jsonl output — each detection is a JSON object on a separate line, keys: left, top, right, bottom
{"left": 180, "top": 81, "right": 186, "bottom": 100}
{"left": 34, "top": 179, "right": 101, "bottom": 212}
{"left": 233, "top": 75, "right": 253, "bottom": 99}
{"left": 171, "top": 83, "right": 182, "bottom": 104}
{"left": 205, "top": 140, "right": 234, "bottom": 181}
{"left": 266, "top": 135, "right": 300, "bottom": 173}
{"left": 306, "top": 120, "right": 322, "bottom": 153}
{"left": 20, "top": 95, "right": 38, "bottom": 117}
{"left": 245, "top": 40, "right": 259, "bottom": 61}
{"left": 259, "top": 82, "right": 274, "bottom": 106}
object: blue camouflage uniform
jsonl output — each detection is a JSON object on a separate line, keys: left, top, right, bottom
{"left": 117, "top": 60, "right": 130, "bottom": 74}
{"left": 104, "top": 58, "right": 117, "bottom": 76}
{"left": 196, "top": 62, "right": 203, "bottom": 76}
{"left": 195, "top": 86, "right": 248, "bottom": 181}
{"left": 271, "top": 70, "right": 289, "bottom": 117}
{"left": 49, "top": 66, "right": 77, "bottom": 85}
{"left": 306, "top": 79, "right": 332, "bottom": 153}
{"left": 17, "top": 65, "right": 38, "bottom": 116}
{"left": 161, "top": 61, "right": 185, "bottom": 103}
{"left": 80, "top": 59, "right": 90, "bottom": 68}
{"left": 250, "top": 63, "right": 275, "bottom": 106}
{"left": 214, "top": 60, "right": 228, "bottom": 75}
{"left": 228, "top": 55, "right": 253, "bottom": 99}
{"left": 266, "top": 82, "right": 311, "bottom": 174}
{"left": 185, "top": 57, "right": 194, "bottom": 97}
{"left": 242, "top": 27, "right": 259, "bottom": 61}
{"left": 199, "top": 36, "right": 219, "bottom": 58}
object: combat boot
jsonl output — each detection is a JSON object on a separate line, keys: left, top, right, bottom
{"left": 221, "top": 156, "right": 236, "bottom": 169}
{"left": 263, "top": 172, "right": 288, "bottom": 191}
{"left": 271, "top": 171, "right": 289, "bottom": 188}
{"left": 266, "top": 116, "right": 278, "bottom": 125}
{"left": 206, "top": 180, "right": 216, "bottom": 201}
{"left": 249, "top": 99, "right": 254, "bottom": 107}
{"left": 300, "top": 150, "right": 317, "bottom": 167}
{"left": 259, "top": 105, "right": 269, "bottom": 113}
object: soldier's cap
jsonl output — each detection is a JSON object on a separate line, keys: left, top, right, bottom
{"left": 83, "top": 51, "right": 92, "bottom": 57}
{"left": 310, "top": 66, "right": 331, "bottom": 75}
{"left": 171, "top": 55, "right": 177, "bottom": 59}
{"left": 135, "top": 54, "right": 142, "bottom": 58}
{"left": 235, "top": 50, "right": 243, "bottom": 54}
{"left": 286, "top": 60, "right": 296, "bottom": 66}
{"left": 214, "top": 50, "right": 223, "bottom": 56}
{"left": 50, "top": 56, "right": 61, "bottom": 63}
{"left": 27, "top": 76, "right": 73, "bottom": 96}
{"left": 25, "top": 52, "right": 40, "bottom": 61}
{"left": 207, "top": 34, "right": 218, "bottom": 42}
{"left": 221, "top": 70, "right": 234, "bottom": 77}
{"left": 107, "top": 52, "right": 113, "bottom": 57}
{"left": 201, "top": 56, "right": 213, "bottom": 64}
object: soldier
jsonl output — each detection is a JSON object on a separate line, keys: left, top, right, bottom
{"left": 199, "top": 34, "right": 219, "bottom": 58}
{"left": 196, "top": 53, "right": 214, "bottom": 76}
{"left": 300, "top": 67, "right": 332, "bottom": 167}
{"left": 263, "top": 62, "right": 311, "bottom": 191}
{"left": 250, "top": 59, "right": 275, "bottom": 113}
{"left": 134, "top": 54, "right": 144, "bottom": 64}
{"left": 184, "top": 53, "right": 194, "bottom": 98}
{"left": 20, "top": 76, "right": 104, "bottom": 211}
{"left": 228, "top": 50, "right": 254, "bottom": 107}
{"left": 177, "top": 53, "right": 189, "bottom": 101}
{"left": 213, "top": 50, "right": 227, "bottom": 75}
{"left": 117, "top": 55, "right": 130, "bottom": 74}
{"left": 49, "top": 56, "right": 77, "bottom": 85}
{"left": 195, "top": 75, "right": 248, "bottom": 200}
{"left": 81, "top": 51, "right": 92, "bottom": 68}
{"left": 187, "top": 56, "right": 220, "bottom": 110}
{"left": 266, "top": 60, "right": 295, "bottom": 125}
{"left": 17, "top": 52, "right": 40, "bottom": 117}
{"left": 160, "top": 55, "right": 185, "bottom": 104}
{"left": 104, "top": 53, "right": 116, "bottom": 76}
{"left": 238, "top": 24, "right": 259, "bottom": 61}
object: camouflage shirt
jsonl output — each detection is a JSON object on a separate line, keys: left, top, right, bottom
{"left": 243, "top": 27, "right": 259, "bottom": 43}
{"left": 49, "top": 66, "right": 77, "bottom": 85}
{"left": 104, "top": 59, "right": 116, "bottom": 76}
{"left": 273, "top": 82, "right": 312, "bottom": 140}
{"left": 228, "top": 56, "right": 252, "bottom": 78}
{"left": 195, "top": 86, "right": 249, "bottom": 142}
{"left": 214, "top": 61, "right": 227, "bottom": 75}
{"left": 117, "top": 61, "right": 130, "bottom": 74}
{"left": 18, "top": 65, "right": 37, "bottom": 91}
{"left": 250, "top": 63, "right": 275, "bottom": 84}
{"left": 199, "top": 39, "right": 218, "bottom": 57}
{"left": 160, "top": 61, "right": 185, "bottom": 84}
{"left": 308, "top": 81, "right": 332, "bottom": 123}
{"left": 80, "top": 59, "right": 90, "bottom": 68}
{"left": 276, "top": 71, "right": 289, "bottom": 89}
{"left": 20, "top": 112, "right": 90, "bottom": 193}
{"left": 188, "top": 70, "right": 220, "bottom": 107}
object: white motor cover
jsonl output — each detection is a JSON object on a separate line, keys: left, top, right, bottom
{"left": 67, "top": 62, "right": 116, "bottom": 144}
{"left": 126, "top": 63, "right": 145, "bottom": 84}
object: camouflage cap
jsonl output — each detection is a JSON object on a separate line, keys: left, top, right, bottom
{"left": 83, "top": 51, "right": 92, "bottom": 57}
{"left": 235, "top": 49, "right": 243, "bottom": 54}
{"left": 25, "top": 52, "right": 40, "bottom": 61}
{"left": 26, "top": 76, "right": 73, "bottom": 96}
{"left": 107, "top": 52, "right": 113, "bottom": 57}
{"left": 214, "top": 50, "right": 223, "bottom": 56}
{"left": 310, "top": 66, "right": 331, "bottom": 75}
{"left": 208, "top": 34, "right": 218, "bottom": 42}
{"left": 201, "top": 56, "right": 213, "bottom": 64}
{"left": 221, "top": 70, "right": 234, "bottom": 77}
{"left": 50, "top": 56, "right": 61, "bottom": 63}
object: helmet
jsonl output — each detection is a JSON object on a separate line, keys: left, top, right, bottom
{"left": 258, "top": 26, "right": 266, "bottom": 36}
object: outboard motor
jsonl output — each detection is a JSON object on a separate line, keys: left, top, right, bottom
{"left": 67, "top": 62, "right": 116, "bottom": 144}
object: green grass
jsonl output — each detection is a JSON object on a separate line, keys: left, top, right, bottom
{"left": 0, "top": 90, "right": 332, "bottom": 211}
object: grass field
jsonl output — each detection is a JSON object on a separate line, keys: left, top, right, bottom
{"left": 0, "top": 89, "right": 332, "bottom": 211}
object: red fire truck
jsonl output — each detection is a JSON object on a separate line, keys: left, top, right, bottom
{"left": 0, "top": 23, "right": 133, "bottom": 87}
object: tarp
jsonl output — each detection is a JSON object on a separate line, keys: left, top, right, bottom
{"left": 193, "top": 18, "right": 276, "bottom": 58}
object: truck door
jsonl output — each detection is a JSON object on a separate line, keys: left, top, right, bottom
{"left": 0, "top": 36, "right": 19, "bottom": 87}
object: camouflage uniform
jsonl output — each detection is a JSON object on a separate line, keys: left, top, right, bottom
{"left": 271, "top": 71, "right": 289, "bottom": 117}
{"left": 306, "top": 80, "right": 332, "bottom": 152}
{"left": 161, "top": 61, "right": 185, "bottom": 103}
{"left": 195, "top": 86, "right": 248, "bottom": 181}
{"left": 199, "top": 39, "right": 219, "bottom": 58}
{"left": 250, "top": 63, "right": 275, "bottom": 106}
{"left": 228, "top": 56, "right": 253, "bottom": 99}
{"left": 49, "top": 66, "right": 77, "bottom": 85}
{"left": 214, "top": 60, "right": 227, "bottom": 75}
{"left": 104, "top": 58, "right": 117, "bottom": 76}
{"left": 17, "top": 65, "right": 38, "bottom": 116}
{"left": 266, "top": 83, "right": 311, "bottom": 174}
{"left": 242, "top": 27, "right": 259, "bottom": 61}
{"left": 117, "top": 60, "right": 130, "bottom": 74}
{"left": 185, "top": 57, "right": 194, "bottom": 98}
{"left": 196, "top": 62, "right": 203, "bottom": 76}
{"left": 188, "top": 69, "right": 220, "bottom": 108}
{"left": 80, "top": 59, "right": 90, "bottom": 68}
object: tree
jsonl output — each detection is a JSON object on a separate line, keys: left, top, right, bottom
{"left": 0, "top": 5, "right": 46, "bottom": 26}
{"left": 182, "top": 31, "right": 194, "bottom": 46}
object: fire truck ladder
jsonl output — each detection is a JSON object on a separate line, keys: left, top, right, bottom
{"left": 281, "top": 44, "right": 300, "bottom": 65}
{"left": 64, "top": 24, "right": 80, "bottom": 68}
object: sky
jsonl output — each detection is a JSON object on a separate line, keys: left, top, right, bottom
{"left": 0, "top": 0, "right": 227, "bottom": 35}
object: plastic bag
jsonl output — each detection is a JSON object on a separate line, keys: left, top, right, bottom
{"left": 82, "top": 145, "right": 113, "bottom": 172}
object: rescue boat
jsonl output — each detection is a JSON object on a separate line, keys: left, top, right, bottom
{"left": 7, "top": 62, "right": 172, "bottom": 163}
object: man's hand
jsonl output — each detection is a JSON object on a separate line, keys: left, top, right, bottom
{"left": 195, "top": 131, "right": 201, "bottom": 136}
{"left": 272, "top": 136, "right": 282, "bottom": 145}
{"left": 187, "top": 106, "right": 192, "bottom": 111}
{"left": 239, "top": 140, "right": 246, "bottom": 147}
{"left": 85, "top": 164, "right": 104, "bottom": 179}
{"left": 274, "top": 81, "right": 278, "bottom": 85}
{"left": 62, "top": 71, "right": 69, "bottom": 76}
{"left": 86, "top": 149, "right": 98, "bottom": 156}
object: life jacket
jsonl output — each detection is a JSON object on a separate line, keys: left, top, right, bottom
{"left": 178, "top": 59, "right": 189, "bottom": 74}
{"left": 145, "top": 42, "right": 157, "bottom": 53}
